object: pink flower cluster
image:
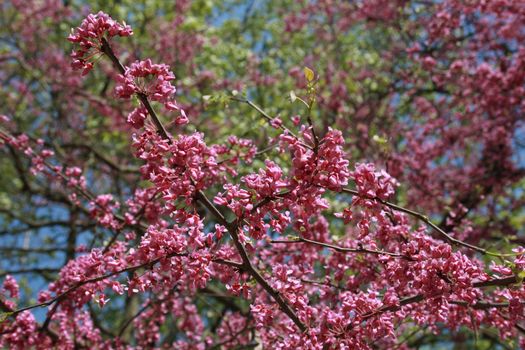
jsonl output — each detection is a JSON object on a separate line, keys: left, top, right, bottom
{"left": 89, "top": 194, "right": 121, "bottom": 231}
{"left": 67, "top": 11, "right": 132, "bottom": 75}
{"left": 0, "top": 311, "right": 42, "bottom": 349}
{"left": 126, "top": 106, "right": 148, "bottom": 129}
{"left": 283, "top": 128, "right": 350, "bottom": 191}
{"left": 44, "top": 243, "right": 127, "bottom": 308}
{"left": 243, "top": 160, "right": 288, "bottom": 198}
{"left": 352, "top": 162, "right": 399, "bottom": 201}
{"left": 2, "top": 275, "right": 19, "bottom": 299}
{"left": 214, "top": 184, "right": 253, "bottom": 217}
{"left": 0, "top": 275, "right": 20, "bottom": 311}
{"left": 132, "top": 130, "right": 218, "bottom": 209}
{"left": 115, "top": 59, "right": 187, "bottom": 127}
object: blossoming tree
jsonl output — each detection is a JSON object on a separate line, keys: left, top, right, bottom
{"left": 1, "top": 1, "right": 524, "bottom": 349}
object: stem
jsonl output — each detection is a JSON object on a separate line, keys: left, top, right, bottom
{"left": 305, "top": 92, "right": 319, "bottom": 151}
{"left": 271, "top": 237, "right": 411, "bottom": 260}
{"left": 231, "top": 96, "right": 313, "bottom": 151}
{"left": 340, "top": 188, "right": 514, "bottom": 257}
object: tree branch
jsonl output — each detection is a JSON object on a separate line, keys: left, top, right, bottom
{"left": 97, "top": 41, "right": 307, "bottom": 332}
{"left": 271, "top": 237, "right": 412, "bottom": 260}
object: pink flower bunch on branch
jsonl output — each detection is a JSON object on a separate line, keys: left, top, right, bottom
{"left": 115, "top": 59, "right": 187, "bottom": 127}
{"left": 67, "top": 11, "right": 132, "bottom": 75}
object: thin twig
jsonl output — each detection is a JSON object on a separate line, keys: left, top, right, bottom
{"left": 271, "top": 237, "right": 411, "bottom": 260}
{"left": 341, "top": 188, "right": 514, "bottom": 257}
{"left": 231, "top": 96, "right": 313, "bottom": 151}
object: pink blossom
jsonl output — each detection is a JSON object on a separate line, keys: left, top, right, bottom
{"left": 68, "top": 11, "right": 132, "bottom": 74}
{"left": 2, "top": 275, "right": 19, "bottom": 299}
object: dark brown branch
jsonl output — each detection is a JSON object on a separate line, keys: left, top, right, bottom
{"left": 362, "top": 294, "right": 513, "bottom": 321}
{"left": 340, "top": 188, "right": 506, "bottom": 257}
{"left": 0, "top": 267, "right": 60, "bottom": 278}
{"left": 60, "top": 142, "right": 139, "bottom": 173}
{"left": 117, "top": 302, "right": 150, "bottom": 338}
{"left": 271, "top": 237, "right": 411, "bottom": 260}
{"left": 449, "top": 300, "right": 510, "bottom": 310}
{"left": 472, "top": 276, "right": 518, "bottom": 288}
{"left": 0, "top": 246, "right": 66, "bottom": 254}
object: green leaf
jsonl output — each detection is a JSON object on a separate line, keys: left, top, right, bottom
{"left": 0, "top": 312, "right": 12, "bottom": 324}
{"left": 289, "top": 90, "right": 297, "bottom": 103}
{"left": 516, "top": 269, "right": 525, "bottom": 284}
{"left": 304, "top": 67, "right": 314, "bottom": 82}
{"left": 372, "top": 134, "right": 387, "bottom": 144}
